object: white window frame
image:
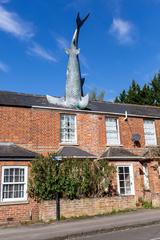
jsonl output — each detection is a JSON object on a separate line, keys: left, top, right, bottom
{"left": 117, "top": 164, "right": 135, "bottom": 196}
{"left": 143, "top": 163, "right": 150, "bottom": 190}
{"left": 60, "top": 114, "right": 77, "bottom": 144}
{"left": 144, "top": 120, "right": 157, "bottom": 146}
{"left": 106, "top": 117, "right": 120, "bottom": 146}
{"left": 1, "top": 166, "right": 28, "bottom": 202}
{"left": 158, "top": 163, "right": 160, "bottom": 176}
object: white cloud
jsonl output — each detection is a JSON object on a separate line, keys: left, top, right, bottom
{"left": 109, "top": 18, "right": 135, "bottom": 44}
{"left": 27, "top": 43, "right": 57, "bottom": 63}
{"left": 0, "top": 5, "right": 34, "bottom": 39}
{"left": 0, "top": 61, "right": 9, "bottom": 72}
{"left": 56, "top": 36, "right": 69, "bottom": 50}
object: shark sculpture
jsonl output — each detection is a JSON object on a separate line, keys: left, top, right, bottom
{"left": 47, "top": 13, "right": 89, "bottom": 109}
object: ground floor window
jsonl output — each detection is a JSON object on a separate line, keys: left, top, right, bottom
{"left": 117, "top": 165, "right": 134, "bottom": 195}
{"left": 1, "top": 166, "right": 28, "bottom": 202}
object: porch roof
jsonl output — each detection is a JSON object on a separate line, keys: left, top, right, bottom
{"left": 0, "top": 142, "right": 38, "bottom": 160}
{"left": 56, "top": 146, "right": 96, "bottom": 158}
{"left": 100, "top": 147, "right": 144, "bottom": 160}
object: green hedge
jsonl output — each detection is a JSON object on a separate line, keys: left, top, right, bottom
{"left": 28, "top": 155, "right": 115, "bottom": 200}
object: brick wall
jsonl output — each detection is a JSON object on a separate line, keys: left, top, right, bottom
{"left": 0, "top": 161, "right": 39, "bottom": 224}
{"left": 151, "top": 193, "right": 160, "bottom": 207}
{"left": 0, "top": 199, "right": 39, "bottom": 224}
{"left": 0, "top": 106, "right": 159, "bottom": 156}
{"left": 39, "top": 196, "right": 136, "bottom": 221}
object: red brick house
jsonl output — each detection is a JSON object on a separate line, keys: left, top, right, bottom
{"left": 0, "top": 90, "right": 160, "bottom": 222}
{"left": 0, "top": 13, "right": 160, "bottom": 223}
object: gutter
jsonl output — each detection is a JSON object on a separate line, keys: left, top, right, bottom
{"left": 98, "top": 156, "right": 145, "bottom": 160}
{"left": 0, "top": 157, "right": 36, "bottom": 161}
{"left": 32, "top": 105, "right": 160, "bottom": 119}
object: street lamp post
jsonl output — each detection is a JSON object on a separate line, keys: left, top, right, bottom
{"left": 53, "top": 155, "right": 62, "bottom": 221}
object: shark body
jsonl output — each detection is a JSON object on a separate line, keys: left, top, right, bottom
{"left": 47, "top": 13, "right": 89, "bottom": 109}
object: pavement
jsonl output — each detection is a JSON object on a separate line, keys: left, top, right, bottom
{"left": 0, "top": 209, "right": 160, "bottom": 240}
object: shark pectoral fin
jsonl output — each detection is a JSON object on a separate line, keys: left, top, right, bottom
{"left": 65, "top": 48, "right": 70, "bottom": 55}
{"left": 65, "top": 48, "right": 80, "bottom": 55}
{"left": 78, "top": 94, "right": 89, "bottom": 109}
{"left": 75, "top": 48, "right": 80, "bottom": 55}
{"left": 46, "top": 95, "right": 65, "bottom": 106}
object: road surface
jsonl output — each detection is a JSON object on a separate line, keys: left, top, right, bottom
{"left": 71, "top": 223, "right": 160, "bottom": 240}
{"left": 0, "top": 209, "right": 160, "bottom": 240}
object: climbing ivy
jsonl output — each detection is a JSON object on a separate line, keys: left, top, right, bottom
{"left": 28, "top": 155, "right": 115, "bottom": 201}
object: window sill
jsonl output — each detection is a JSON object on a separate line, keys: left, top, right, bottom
{"left": 145, "top": 145, "right": 159, "bottom": 147}
{"left": 60, "top": 143, "right": 79, "bottom": 146}
{"left": 143, "top": 189, "right": 150, "bottom": 192}
{"left": 118, "top": 194, "right": 135, "bottom": 197}
{"left": 0, "top": 200, "right": 29, "bottom": 206}
{"left": 106, "top": 144, "right": 123, "bottom": 147}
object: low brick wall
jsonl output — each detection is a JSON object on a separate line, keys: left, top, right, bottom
{"left": 152, "top": 193, "right": 160, "bottom": 208}
{"left": 39, "top": 196, "right": 136, "bottom": 222}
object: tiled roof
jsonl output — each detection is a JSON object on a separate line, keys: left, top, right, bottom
{"left": 142, "top": 146, "right": 160, "bottom": 159}
{"left": 0, "top": 142, "right": 38, "bottom": 159}
{"left": 57, "top": 146, "right": 95, "bottom": 158}
{"left": 0, "top": 90, "right": 160, "bottom": 118}
{"left": 100, "top": 147, "right": 142, "bottom": 160}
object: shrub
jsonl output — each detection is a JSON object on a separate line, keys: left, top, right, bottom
{"left": 28, "top": 155, "right": 115, "bottom": 200}
{"left": 138, "top": 197, "right": 152, "bottom": 209}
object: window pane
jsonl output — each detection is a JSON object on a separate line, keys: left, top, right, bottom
{"left": 2, "top": 167, "right": 26, "bottom": 200}
{"left": 120, "top": 188, "right": 125, "bottom": 194}
{"left": 20, "top": 169, "right": 24, "bottom": 182}
{"left": 124, "top": 173, "right": 130, "bottom": 181}
{"left": 126, "top": 188, "right": 131, "bottom": 194}
{"left": 124, "top": 167, "right": 129, "bottom": 173}
{"left": 9, "top": 185, "right": 14, "bottom": 198}
{"left": 119, "top": 174, "right": 124, "bottom": 180}
{"left": 60, "top": 114, "right": 76, "bottom": 143}
{"left": 144, "top": 120, "right": 156, "bottom": 145}
{"left": 120, "top": 181, "right": 124, "bottom": 188}
{"left": 118, "top": 166, "right": 132, "bottom": 195}
{"left": 118, "top": 167, "right": 124, "bottom": 174}
{"left": 106, "top": 118, "right": 119, "bottom": 145}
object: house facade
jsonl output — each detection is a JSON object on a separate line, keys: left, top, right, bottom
{"left": 0, "top": 13, "right": 160, "bottom": 223}
{"left": 0, "top": 90, "right": 160, "bottom": 222}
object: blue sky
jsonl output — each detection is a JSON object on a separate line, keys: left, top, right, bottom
{"left": 0, "top": 0, "right": 160, "bottom": 101}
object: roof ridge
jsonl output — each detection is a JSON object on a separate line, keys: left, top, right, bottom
{"left": 0, "top": 90, "right": 61, "bottom": 99}
{"left": 0, "top": 90, "right": 45, "bottom": 98}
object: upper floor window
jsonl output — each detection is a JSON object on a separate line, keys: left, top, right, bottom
{"left": 60, "top": 114, "right": 76, "bottom": 144}
{"left": 144, "top": 120, "right": 157, "bottom": 146}
{"left": 1, "top": 166, "right": 28, "bottom": 202}
{"left": 106, "top": 118, "right": 120, "bottom": 145}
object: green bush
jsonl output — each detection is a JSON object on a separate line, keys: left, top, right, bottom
{"left": 28, "top": 155, "right": 115, "bottom": 200}
{"left": 138, "top": 197, "right": 152, "bottom": 209}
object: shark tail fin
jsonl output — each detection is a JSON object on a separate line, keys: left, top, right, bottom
{"left": 76, "top": 12, "right": 90, "bottom": 29}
